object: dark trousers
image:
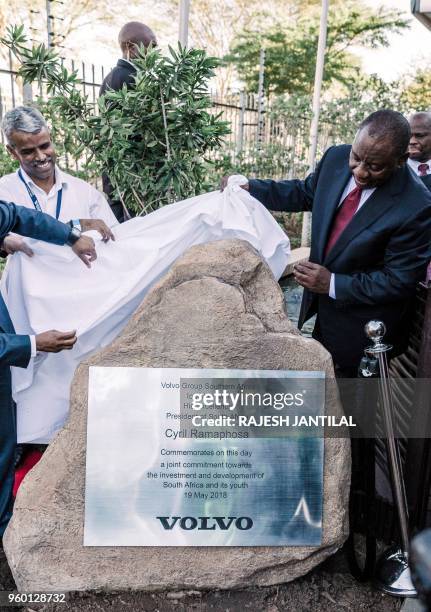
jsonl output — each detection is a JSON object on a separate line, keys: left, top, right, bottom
{"left": 0, "top": 393, "right": 16, "bottom": 536}
{"left": 312, "top": 316, "right": 378, "bottom": 577}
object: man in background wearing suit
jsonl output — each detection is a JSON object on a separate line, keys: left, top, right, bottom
{"left": 99, "top": 22, "right": 157, "bottom": 223}
{"left": 0, "top": 204, "right": 97, "bottom": 537}
{"left": 409, "top": 112, "right": 431, "bottom": 284}
{"left": 408, "top": 111, "right": 431, "bottom": 191}
{"left": 100, "top": 22, "right": 157, "bottom": 96}
{"left": 223, "top": 110, "right": 431, "bottom": 377}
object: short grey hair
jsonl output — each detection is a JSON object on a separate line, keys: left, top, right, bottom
{"left": 2, "top": 106, "right": 48, "bottom": 147}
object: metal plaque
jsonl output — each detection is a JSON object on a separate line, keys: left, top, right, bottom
{"left": 84, "top": 367, "right": 325, "bottom": 546}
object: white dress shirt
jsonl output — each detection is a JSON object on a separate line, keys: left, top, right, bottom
{"left": 0, "top": 166, "right": 119, "bottom": 355}
{"left": 408, "top": 158, "right": 431, "bottom": 176}
{"left": 329, "top": 176, "right": 376, "bottom": 299}
{"left": 0, "top": 165, "right": 118, "bottom": 227}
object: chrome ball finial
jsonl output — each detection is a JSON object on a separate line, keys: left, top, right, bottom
{"left": 365, "top": 320, "right": 386, "bottom": 344}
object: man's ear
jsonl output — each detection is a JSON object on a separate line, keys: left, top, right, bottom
{"left": 6, "top": 144, "right": 18, "bottom": 161}
{"left": 127, "top": 41, "right": 137, "bottom": 59}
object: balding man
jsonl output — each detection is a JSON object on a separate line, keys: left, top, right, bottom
{"left": 223, "top": 110, "right": 431, "bottom": 375}
{"left": 100, "top": 22, "right": 157, "bottom": 96}
{"left": 99, "top": 22, "right": 157, "bottom": 222}
{"left": 408, "top": 111, "right": 431, "bottom": 190}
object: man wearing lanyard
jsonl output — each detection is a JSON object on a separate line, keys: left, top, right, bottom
{"left": 0, "top": 199, "right": 98, "bottom": 538}
{"left": 0, "top": 106, "right": 119, "bottom": 257}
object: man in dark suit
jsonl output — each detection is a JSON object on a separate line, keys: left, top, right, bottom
{"left": 99, "top": 22, "right": 157, "bottom": 223}
{"left": 100, "top": 22, "right": 157, "bottom": 96}
{"left": 408, "top": 111, "right": 431, "bottom": 191}
{"left": 409, "top": 112, "right": 431, "bottom": 285}
{"left": 223, "top": 110, "right": 431, "bottom": 376}
{"left": 0, "top": 202, "right": 97, "bottom": 536}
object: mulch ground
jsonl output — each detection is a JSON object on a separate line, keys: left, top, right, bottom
{"left": 0, "top": 543, "right": 404, "bottom": 612}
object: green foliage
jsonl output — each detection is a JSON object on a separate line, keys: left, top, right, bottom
{"left": 268, "top": 75, "right": 407, "bottom": 147}
{"left": 207, "top": 142, "right": 307, "bottom": 185}
{"left": 0, "top": 146, "right": 19, "bottom": 176}
{"left": 225, "top": 5, "right": 408, "bottom": 95}
{"left": 33, "top": 98, "right": 98, "bottom": 181}
{"left": 400, "top": 69, "right": 431, "bottom": 113}
{"left": 207, "top": 72, "right": 407, "bottom": 190}
{"left": 1, "top": 25, "right": 229, "bottom": 215}
{"left": 319, "top": 78, "right": 405, "bottom": 142}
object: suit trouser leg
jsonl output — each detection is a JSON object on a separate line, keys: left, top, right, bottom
{"left": 0, "top": 396, "right": 16, "bottom": 536}
{"left": 334, "top": 368, "right": 377, "bottom": 580}
{"left": 312, "top": 315, "right": 376, "bottom": 579}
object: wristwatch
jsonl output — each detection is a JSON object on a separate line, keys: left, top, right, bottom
{"left": 69, "top": 218, "right": 82, "bottom": 231}
{"left": 67, "top": 226, "right": 82, "bottom": 246}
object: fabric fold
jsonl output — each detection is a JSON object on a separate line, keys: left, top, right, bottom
{"left": 1, "top": 178, "right": 290, "bottom": 443}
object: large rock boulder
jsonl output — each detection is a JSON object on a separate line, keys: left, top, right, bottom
{"left": 4, "top": 239, "right": 350, "bottom": 592}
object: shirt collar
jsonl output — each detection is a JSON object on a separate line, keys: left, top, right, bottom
{"left": 347, "top": 174, "right": 375, "bottom": 195}
{"left": 408, "top": 158, "right": 431, "bottom": 173}
{"left": 19, "top": 164, "right": 68, "bottom": 193}
{"left": 117, "top": 58, "right": 136, "bottom": 70}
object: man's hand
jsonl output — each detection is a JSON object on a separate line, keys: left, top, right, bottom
{"left": 1, "top": 235, "right": 34, "bottom": 257}
{"left": 293, "top": 261, "right": 331, "bottom": 294}
{"left": 35, "top": 330, "right": 77, "bottom": 353}
{"left": 220, "top": 176, "right": 249, "bottom": 192}
{"left": 80, "top": 219, "right": 115, "bottom": 242}
{"left": 72, "top": 235, "right": 97, "bottom": 268}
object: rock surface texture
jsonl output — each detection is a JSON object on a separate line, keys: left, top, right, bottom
{"left": 4, "top": 239, "right": 350, "bottom": 592}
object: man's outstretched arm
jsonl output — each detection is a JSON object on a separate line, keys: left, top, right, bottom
{"left": 220, "top": 147, "right": 333, "bottom": 213}
{"left": 0, "top": 330, "right": 78, "bottom": 370}
{"left": 0, "top": 200, "right": 97, "bottom": 267}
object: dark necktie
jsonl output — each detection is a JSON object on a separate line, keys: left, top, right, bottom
{"left": 418, "top": 163, "right": 429, "bottom": 177}
{"left": 324, "top": 185, "right": 362, "bottom": 258}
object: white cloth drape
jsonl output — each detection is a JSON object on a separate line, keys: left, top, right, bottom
{"left": 1, "top": 176, "right": 290, "bottom": 443}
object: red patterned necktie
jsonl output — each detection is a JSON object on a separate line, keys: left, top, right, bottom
{"left": 324, "top": 185, "right": 362, "bottom": 258}
{"left": 418, "top": 163, "right": 429, "bottom": 177}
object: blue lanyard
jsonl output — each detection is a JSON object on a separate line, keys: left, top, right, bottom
{"left": 18, "top": 169, "right": 63, "bottom": 220}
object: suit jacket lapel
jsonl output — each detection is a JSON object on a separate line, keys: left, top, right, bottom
{"left": 316, "top": 165, "right": 351, "bottom": 263}
{"left": 421, "top": 175, "right": 431, "bottom": 191}
{"left": 323, "top": 165, "right": 407, "bottom": 266}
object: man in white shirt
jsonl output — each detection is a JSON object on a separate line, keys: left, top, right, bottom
{"left": 0, "top": 106, "right": 119, "bottom": 256}
{"left": 408, "top": 111, "right": 431, "bottom": 190}
{"left": 0, "top": 200, "right": 98, "bottom": 537}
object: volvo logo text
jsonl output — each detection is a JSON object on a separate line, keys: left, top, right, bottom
{"left": 156, "top": 516, "right": 253, "bottom": 530}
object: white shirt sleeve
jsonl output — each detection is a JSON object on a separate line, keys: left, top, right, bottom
{"left": 329, "top": 273, "right": 336, "bottom": 299}
{"left": 30, "top": 335, "right": 37, "bottom": 357}
{"left": 89, "top": 185, "right": 119, "bottom": 227}
{"left": 0, "top": 181, "right": 14, "bottom": 204}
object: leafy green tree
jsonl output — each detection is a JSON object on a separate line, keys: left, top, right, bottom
{"left": 225, "top": 5, "right": 408, "bottom": 95}
{"left": 0, "top": 144, "right": 18, "bottom": 174}
{"left": 1, "top": 25, "right": 229, "bottom": 215}
{"left": 400, "top": 68, "right": 431, "bottom": 112}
